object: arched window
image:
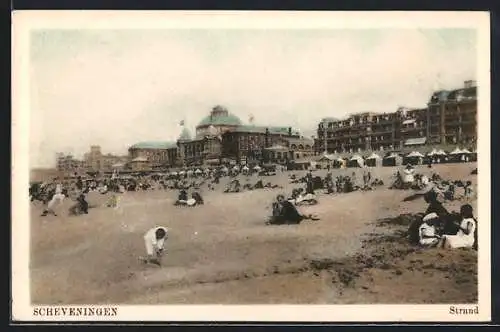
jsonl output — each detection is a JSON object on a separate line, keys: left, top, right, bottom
{"left": 298, "top": 144, "right": 304, "bottom": 150}
{"left": 291, "top": 144, "right": 297, "bottom": 150}
{"left": 305, "top": 145, "right": 311, "bottom": 150}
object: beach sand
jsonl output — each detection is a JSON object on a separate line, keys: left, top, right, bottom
{"left": 29, "top": 162, "right": 478, "bottom": 304}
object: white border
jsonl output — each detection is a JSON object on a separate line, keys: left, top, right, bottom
{"left": 11, "top": 10, "right": 491, "bottom": 322}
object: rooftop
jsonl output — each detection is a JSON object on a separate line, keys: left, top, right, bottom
{"left": 129, "top": 141, "right": 177, "bottom": 150}
{"left": 197, "top": 105, "right": 242, "bottom": 128}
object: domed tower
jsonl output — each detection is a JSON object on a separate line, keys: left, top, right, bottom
{"left": 195, "top": 105, "right": 242, "bottom": 138}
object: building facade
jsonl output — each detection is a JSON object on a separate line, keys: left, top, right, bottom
{"left": 83, "top": 145, "right": 129, "bottom": 172}
{"left": 56, "top": 153, "right": 84, "bottom": 173}
{"left": 128, "top": 105, "right": 315, "bottom": 168}
{"left": 128, "top": 142, "right": 178, "bottom": 170}
{"left": 316, "top": 80, "right": 477, "bottom": 154}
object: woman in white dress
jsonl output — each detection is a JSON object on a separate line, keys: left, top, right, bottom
{"left": 403, "top": 165, "right": 415, "bottom": 188}
{"left": 440, "top": 204, "right": 476, "bottom": 249}
{"left": 419, "top": 213, "right": 441, "bottom": 247}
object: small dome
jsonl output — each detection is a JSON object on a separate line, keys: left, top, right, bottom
{"left": 197, "top": 105, "right": 242, "bottom": 128}
{"left": 178, "top": 127, "right": 192, "bottom": 141}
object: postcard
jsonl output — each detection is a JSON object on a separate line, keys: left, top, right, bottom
{"left": 11, "top": 10, "right": 491, "bottom": 322}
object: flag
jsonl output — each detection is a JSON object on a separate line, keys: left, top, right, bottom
{"left": 179, "top": 120, "right": 185, "bottom": 126}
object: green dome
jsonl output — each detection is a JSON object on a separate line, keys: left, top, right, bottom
{"left": 130, "top": 141, "right": 177, "bottom": 149}
{"left": 197, "top": 106, "right": 242, "bottom": 127}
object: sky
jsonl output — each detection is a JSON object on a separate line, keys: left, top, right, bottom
{"left": 29, "top": 28, "right": 477, "bottom": 168}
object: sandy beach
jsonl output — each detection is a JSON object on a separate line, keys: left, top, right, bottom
{"left": 30, "top": 163, "right": 478, "bottom": 304}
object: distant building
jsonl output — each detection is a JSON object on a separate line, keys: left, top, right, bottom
{"left": 316, "top": 80, "right": 478, "bottom": 154}
{"left": 127, "top": 105, "right": 315, "bottom": 168}
{"left": 56, "top": 153, "right": 83, "bottom": 174}
{"left": 127, "top": 142, "right": 178, "bottom": 170}
{"left": 83, "top": 145, "right": 129, "bottom": 172}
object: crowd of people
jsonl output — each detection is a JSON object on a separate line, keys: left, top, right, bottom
{"left": 30, "top": 159, "right": 478, "bottom": 266}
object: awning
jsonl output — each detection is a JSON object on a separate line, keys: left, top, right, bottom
{"left": 407, "top": 151, "right": 425, "bottom": 158}
{"left": 450, "top": 147, "right": 463, "bottom": 155}
{"left": 366, "top": 153, "right": 381, "bottom": 160}
{"left": 427, "top": 149, "right": 438, "bottom": 156}
{"left": 404, "top": 137, "right": 427, "bottom": 146}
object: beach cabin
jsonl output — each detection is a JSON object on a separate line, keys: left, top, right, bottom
{"left": 365, "top": 152, "right": 382, "bottom": 167}
{"left": 449, "top": 147, "right": 472, "bottom": 163}
{"left": 382, "top": 152, "right": 403, "bottom": 167}
{"left": 348, "top": 155, "right": 364, "bottom": 168}
{"left": 333, "top": 157, "right": 346, "bottom": 169}
{"left": 403, "top": 151, "right": 425, "bottom": 165}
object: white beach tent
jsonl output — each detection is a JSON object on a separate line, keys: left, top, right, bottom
{"left": 407, "top": 151, "right": 425, "bottom": 158}
{"left": 365, "top": 152, "right": 382, "bottom": 167}
{"left": 427, "top": 148, "right": 438, "bottom": 156}
{"left": 242, "top": 165, "right": 250, "bottom": 171}
{"left": 232, "top": 165, "right": 240, "bottom": 171}
{"left": 437, "top": 149, "right": 447, "bottom": 156}
{"left": 348, "top": 154, "right": 364, "bottom": 167}
{"left": 253, "top": 165, "right": 262, "bottom": 171}
{"left": 461, "top": 148, "right": 472, "bottom": 154}
{"left": 179, "top": 170, "right": 186, "bottom": 175}
{"left": 170, "top": 171, "right": 178, "bottom": 176}
{"left": 195, "top": 168, "right": 202, "bottom": 174}
{"left": 186, "top": 169, "right": 194, "bottom": 175}
{"left": 449, "top": 147, "right": 463, "bottom": 155}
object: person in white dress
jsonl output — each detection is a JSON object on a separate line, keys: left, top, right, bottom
{"left": 41, "top": 182, "right": 65, "bottom": 216}
{"left": 403, "top": 164, "right": 415, "bottom": 185}
{"left": 440, "top": 204, "right": 476, "bottom": 249}
{"left": 419, "top": 212, "right": 441, "bottom": 247}
{"left": 141, "top": 226, "right": 168, "bottom": 266}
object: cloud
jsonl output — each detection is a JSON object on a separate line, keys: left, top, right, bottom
{"left": 29, "top": 29, "right": 476, "bottom": 167}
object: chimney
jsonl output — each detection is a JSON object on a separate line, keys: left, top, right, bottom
{"left": 288, "top": 127, "right": 292, "bottom": 136}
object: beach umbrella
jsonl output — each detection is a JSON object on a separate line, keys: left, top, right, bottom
{"left": 179, "top": 170, "right": 186, "bottom": 175}
{"left": 232, "top": 165, "right": 239, "bottom": 171}
{"left": 460, "top": 148, "right": 472, "bottom": 154}
{"left": 170, "top": 171, "right": 178, "bottom": 176}
{"left": 221, "top": 166, "right": 229, "bottom": 173}
{"left": 437, "top": 149, "right": 447, "bottom": 155}
{"left": 253, "top": 165, "right": 262, "bottom": 171}
{"left": 195, "top": 168, "right": 202, "bottom": 174}
{"left": 450, "top": 147, "right": 463, "bottom": 155}
{"left": 242, "top": 165, "right": 249, "bottom": 171}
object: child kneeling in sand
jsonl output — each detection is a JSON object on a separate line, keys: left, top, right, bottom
{"left": 140, "top": 226, "right": 168, "bottom": 266}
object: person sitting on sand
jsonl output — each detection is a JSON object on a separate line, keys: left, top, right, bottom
{"left": 418, "top": 213, "right": 442, "bottom": 247}
{"left": 176, "top": 189, "right": 188, "bottom": 203}
{"left": 439, "top": 204, "right": 477, "bottom": 249}
{"left": 464, "top": 181, "right": 473, "bottom": 199}
{"left": 267, "top": 194, "right": 319, "bottom": 225}
{"left": 69, "top": 194, "right": 89, "bottom": 216}
{"left": 192, "top": 192, "right": 204, "bottom": 205}
{"left": 141, "top": 226, "right": 168, "bottom": 266}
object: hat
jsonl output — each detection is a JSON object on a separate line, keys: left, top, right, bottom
{"left": 423, "top": 212, "right": 439, "bottom": 222}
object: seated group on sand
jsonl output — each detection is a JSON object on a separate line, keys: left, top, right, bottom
{"left": 174, "top": 189, "right": 204, "bottom": 207}
{"left": 409, "top": 190, "right": 477, "bottom": 250}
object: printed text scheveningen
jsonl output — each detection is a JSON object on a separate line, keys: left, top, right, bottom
{"left": 33, "top": 306, "right": 118, "bottom": 317}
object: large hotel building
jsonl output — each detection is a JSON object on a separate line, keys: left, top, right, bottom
{"left": 315, "top": 80, "right": 477, "bottom": 155}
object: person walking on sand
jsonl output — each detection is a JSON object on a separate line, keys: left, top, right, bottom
{"left": 141, "top": 226, "right": 168, "bottom": 266}
{"left": 41, "top": 182, "right": 65, "bottom": 217}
